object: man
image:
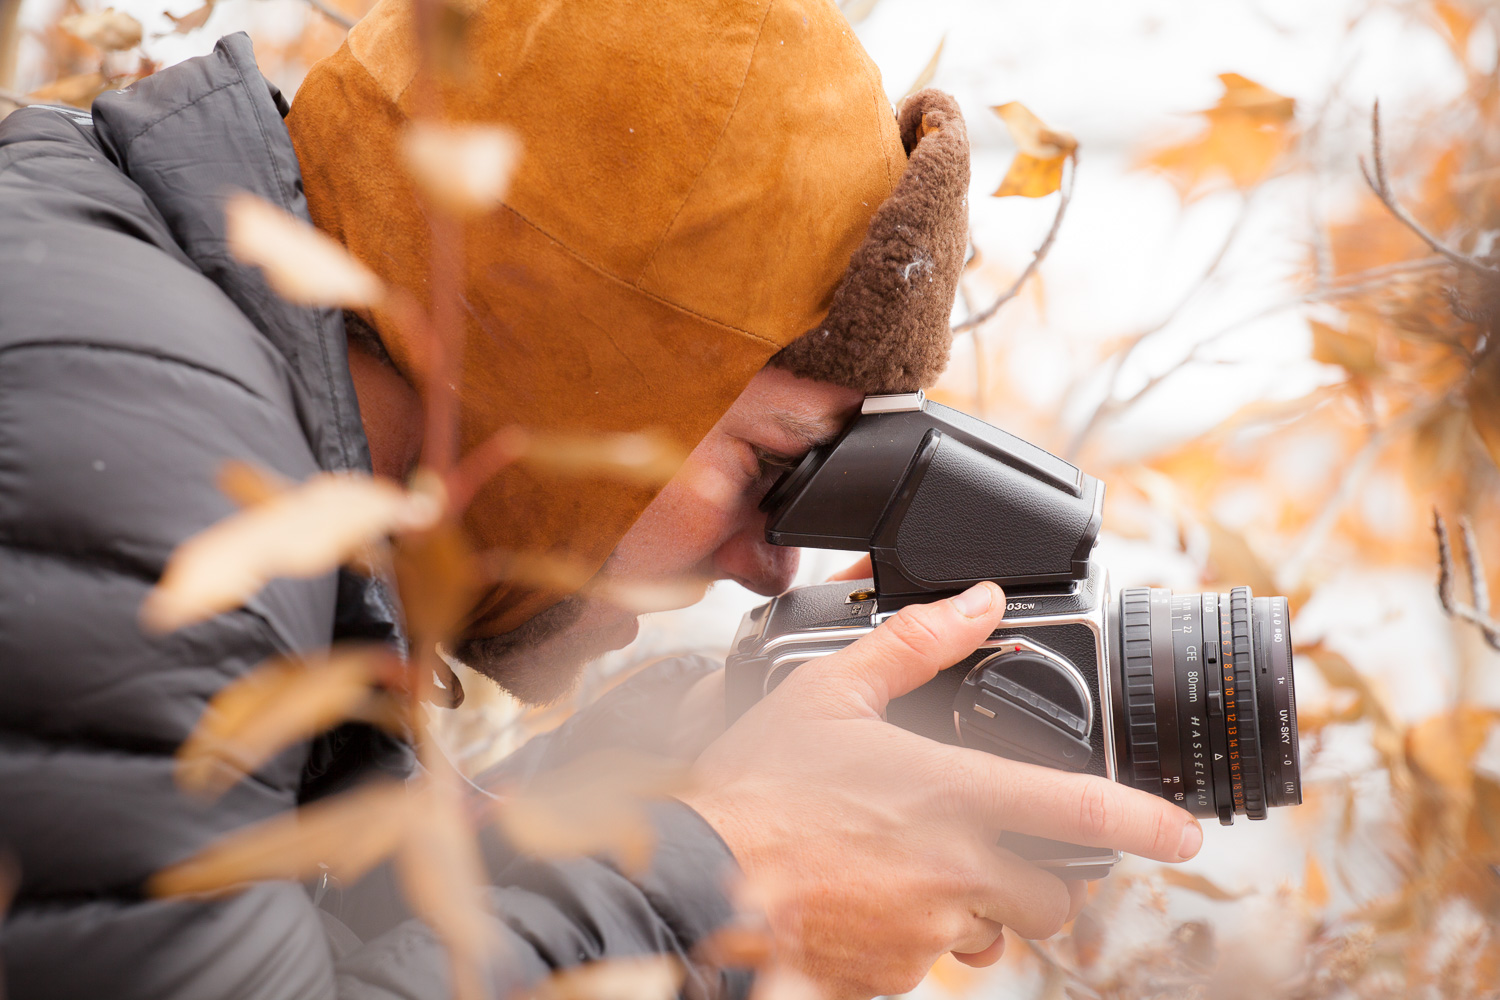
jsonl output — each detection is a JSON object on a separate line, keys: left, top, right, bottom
{"left": 0, "top": 1, "right": 1202, "bottom": 998}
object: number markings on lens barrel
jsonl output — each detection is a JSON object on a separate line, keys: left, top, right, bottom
{"left": 1219, "top": 595, "right": 1245, "bottom": 815}
{"left": 1171, "top": 594, "right": 1211, "bottom": 813}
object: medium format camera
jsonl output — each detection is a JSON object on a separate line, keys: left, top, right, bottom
{"left": 726, "top": 392, "right": 1302, "bottom": 878}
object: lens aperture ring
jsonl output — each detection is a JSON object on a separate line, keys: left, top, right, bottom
{"left": 1228, "top": 586, "right": 1267, "bottom": 820}
{"left": 1202, "top": 593, "right": 1234, "bottom": 825}
{"left": 1119, "top": 588, "right": 1161, "bottom": 793}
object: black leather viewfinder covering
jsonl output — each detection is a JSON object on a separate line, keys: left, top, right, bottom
{"left": 762, "top": 400, "right": 1103, "bottom": 599}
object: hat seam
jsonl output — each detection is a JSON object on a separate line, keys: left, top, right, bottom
{"left": 497, "top": 198, "right": 784, "bottom": 353}
{"left": 631, "top": 0, "right": 775, "bottom": 287}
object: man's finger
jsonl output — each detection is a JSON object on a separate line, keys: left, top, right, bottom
{"left": 958, "top": 754, "right": 1204, "bottom": 864}
{"left": 969, "top": 846, "right": 1072, "bottom": 940}
{"left": 799, "top": 582, "right": 1005, "bottom": 710}
{"left": 950, "top": 920, "right": 1005, "bottom": 967}
{"left": 824, "top": 555, "right": 872, "bottom": 582}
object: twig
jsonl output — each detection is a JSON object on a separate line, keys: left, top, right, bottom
{"left": 1065, "top": 191, "right": 1258, "bottom": 456}
{"left": 302, "top": 0, "right": 355, "bottom": 30}
{"left": 1434, "top": 510, "right": 1500, "bottom": 650}
{"left": 1359, "top": 101, "right": 1500, "bottom": 275}
{"left": 1278, "top": 399, "right": 1442, "bottom": 590}
{"left": 951, "top": 151, "right": 1077, "bottom": 334}
{"left": 1064, "top": 255, "right": 1454, "bottom": 459}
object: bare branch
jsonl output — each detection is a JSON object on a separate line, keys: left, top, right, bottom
{"left": 1360, "top": 101, "right": 1500, "bottom": 275}
{"left": 1065, "top": 255, "right": 1455, "bottom": 459}
{"left": 952, "top": 151, "right": 1076, "bottom": 334}
{"left": 1279, "top": 400, "right": 1441, "bottom": 590}
{"left": 1434, "top": 509, "right": 1500, "bottom": 650}
{"left": 1064, "top": 192, "right": 1258, "bottom": 457}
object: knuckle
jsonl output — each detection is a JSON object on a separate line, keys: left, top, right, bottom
{"left": 1076, "top": 780, "right": 1115, "bottom": 842}
{"left": 883, "top": 606, "right": 943, "bottom": 657}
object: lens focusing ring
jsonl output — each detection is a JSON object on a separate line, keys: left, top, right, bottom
{"left": 1227, "top": 587, "right": 1268, "bottom": 820}
{"left": 1119, "top": 588, "right": 1161, "bottom": 793}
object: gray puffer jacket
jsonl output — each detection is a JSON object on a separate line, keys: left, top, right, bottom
{"left": 0, "top": 33, "right": 741, "bottom": 1000}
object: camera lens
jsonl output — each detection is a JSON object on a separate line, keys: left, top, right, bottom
{"left": 1113, "top": 587, "right": 1301, "bottom": 825}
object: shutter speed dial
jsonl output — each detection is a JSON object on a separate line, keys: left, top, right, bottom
{"left": 954, "top": 638, "right": 1094, "bottom": 771}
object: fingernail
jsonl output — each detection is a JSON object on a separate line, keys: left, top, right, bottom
{"left": 950, "top": 582, "right": 997, "bottom": 618}
{"left": 1177, "top": 820, "right": 1203, "bottom": 860}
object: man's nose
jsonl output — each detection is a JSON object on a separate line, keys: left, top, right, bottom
{"left": 713, "top": 528, "right": 800, "bottom": 597}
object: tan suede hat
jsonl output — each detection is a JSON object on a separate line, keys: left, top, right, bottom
{"left": 287, "top": 0, "right": 969, "bottom": 638}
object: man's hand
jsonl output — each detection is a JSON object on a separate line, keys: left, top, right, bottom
{"left": 681, "top": 582, "right": 1203, "bottom": 1000}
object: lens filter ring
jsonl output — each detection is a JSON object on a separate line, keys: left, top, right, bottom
{"left": 1119, "top": 588, "right": 1162, "bottom": 794}
{"left": 1255, "top": 596, "right": 1302, "bottom": 808}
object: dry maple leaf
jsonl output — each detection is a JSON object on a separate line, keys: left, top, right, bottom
{"left": 1143, "top": 72, "right": 1296, "bottom": 193}
{"left": 225, "top": 193, "right": 384, "bottom": 308}
{"left": 403, "top": 122, "right": 521, "bottom": 216}
{"left": 141, "top": 470, "right": 440, "bottom": 633}
{"left": 532, "top": 956, "right": 684, "bottom": 1000}
{"left": 150, "top": 779, "right": 410, "bottom": 896}
{"left": 165, "top": 0, "right": 215, "bottom": 34}
{"left": 492, "top": 751, "right": 690, "bottom": 875}
{"left": 175, "top": 645, "right": 397, "bottom": 797}
{"left": 59, "top": 9, "right": 142, "bottom": 50}
{"left": 991, "top": 102, "right": 1076, "bottom": 198}
{"left": 27, "top": 72, "right": 110, "bottom": 108}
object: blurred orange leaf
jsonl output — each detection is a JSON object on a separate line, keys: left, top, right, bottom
{"left": 992, "top": 102, "right": 1076, "bottom": 198}
{"left": 1469, "top": 349, "right": 1500, "bottom": 472}
{"left": 225, "top": 193, "right": 384, "bottom": 308}
{"left": 534, "top": 956, "right": 684, "bottom": 1000}
{"left": 165, "top": 0, "right": 215, "bottom": 33}
{"left": 1204, "top": 519, "right": 1278, "bottom": 597}
{"left": 217, "top": 460, "right": 290, "bottom": 508}
{"left": 142, "top": 470, "right": 439, "bottom": 633}
{"left": 1143, "top": 73, "right": 1294, "bottom": 192}
{"left": 1310, "top": 320, "right": 1380, "bottom": 378}
{"left": 522, "top": 430, "right": 688, "bottom": 487}
{"left": 1158, "top": 868, "right": 1249, "bottom": 901}
{"left": 59, "top": 9, "right": 141, "bottom": 50}
{"left": 27, "top": 72, "right": 109, "bottom": 108}
{"left": 403, "top": 122, "right": 521, "bottom": 216}
{"left": 396, "top": 773, "right": 492, "bottom": 1000}
{"left": 394, "top": 517, "right": 482, "bottom": 643}
{"left": 1303, "top": 854, "right": 1329, "bottom": 909}
{"left": 176, "top": 645, "right": 396, "bottom": 797}
{"left": 150, "top": 779, "right": 409, "bottom": 896}
{"left": 492, "top": 751, "right": 689, "bottom": 875}
{"left": 1406, "top": 706, "right": 1500, "bottom": 797}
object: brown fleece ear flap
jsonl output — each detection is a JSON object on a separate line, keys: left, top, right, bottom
{"left": 770, "top": 89, "right": 970, "bottom": 393}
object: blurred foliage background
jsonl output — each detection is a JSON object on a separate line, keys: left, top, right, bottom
{"left": 5, "top": 0, "right": 1500, "bottom": 996}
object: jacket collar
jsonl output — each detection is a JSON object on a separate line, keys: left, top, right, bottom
{"left": 89, "top": 35, "right": 408, "bottom": 660}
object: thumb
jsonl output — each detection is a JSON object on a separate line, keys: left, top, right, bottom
{"left": 804, "top": 582, "right": 1005, "bottom": 712}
